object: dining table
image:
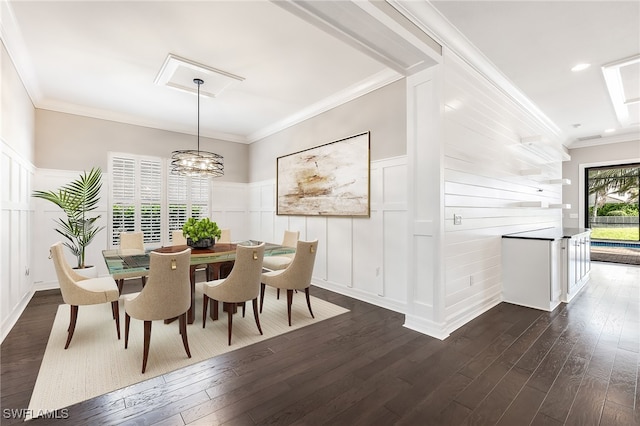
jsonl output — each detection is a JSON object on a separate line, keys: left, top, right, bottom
{"left": 102, "top": 240, "right": 295, "bottom": 324}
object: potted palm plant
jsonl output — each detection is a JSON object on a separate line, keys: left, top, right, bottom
{"left": 182, "top": 217, "right": 221, "bottom": 248}
{"left": 32, "top": 167, "right": 105, "bottom": 269}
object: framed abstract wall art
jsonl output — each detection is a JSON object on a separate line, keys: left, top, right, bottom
{"left": 276, "top": 132, "right": 370, "bottom": 216}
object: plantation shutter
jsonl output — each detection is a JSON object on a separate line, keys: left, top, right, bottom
{"left": 140, "top": 159, "right": 162, "bottom": 244}
{"left": 191, "top": 176, "right": 210, "bottom": 220}
{"left": 110, "top": 156, "right": 136, "bottom": 246}
{"left": 168, "top": 171, "right": 188, "bottom": 243}
{"left": 108, "top": 152, "right": 213, "bottom": 247}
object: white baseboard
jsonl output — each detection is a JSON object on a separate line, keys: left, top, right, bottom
{"left": 403, "top": 315, "right": 449, "bottom": 340}
{"left": 444, "top": 293, "right": 503, "bottom": 335}
{"left": 1, "top": 289, "right": 35, "bottom": 343}
{"left": 311, "top": 278, "right": 407, "bottom": 314}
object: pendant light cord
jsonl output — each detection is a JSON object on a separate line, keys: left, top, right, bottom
{"left": 195, "top": 78, "right": 203, "bottom": 155}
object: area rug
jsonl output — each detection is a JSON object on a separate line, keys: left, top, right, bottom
{"left": 27, "top": 287, "right": 348, "bottom": 417}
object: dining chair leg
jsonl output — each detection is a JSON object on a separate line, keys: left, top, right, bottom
{"left": 259, "top": 283, "right": 266, "bottom": 313}
{"left": 141, "top": 276, "right": 147, "bottom": 288}
{"left": 227, "top": 303, "right": 235, "bottom": 345}
{"left": 287, "top": 290, "right": 293, "bottom": 326}
{"left": 241, "top": 302, "right": 246, "bottom": 317}
{"left": 64, "top": 305, "right": 79, "bottom": 349}
{"left": 252, "top": 298, "right": 263, "bottom": 335}
{"left": 304, "top": 287, "right": 315, "bottom": 319}
{"left": 212, "top": 299, "right": 219, "bottom": 320}
{"left": 202, "top": 294, "right": 209, "bottom": 328}
{"left": 124, "top": 313, "right": 130, "bottom": 348}
{"left": 142, "top": 320, "right": 152, "bottom": 374}
{"left": 277, "top": 288, "right": 280, "bottom": 299}
{"left": 112, "top": 301, "right": 121, "bottom": 339}
{"left": 179, "top": 313, "right": 191, "bottom": 358}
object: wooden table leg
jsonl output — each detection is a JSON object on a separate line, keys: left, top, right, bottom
{"left": 187, "top": 265, "right": 196, "bottom": 324}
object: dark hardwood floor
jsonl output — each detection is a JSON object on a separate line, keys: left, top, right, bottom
{"left": 2, "top": 262, "right": 638, "bottom": 425}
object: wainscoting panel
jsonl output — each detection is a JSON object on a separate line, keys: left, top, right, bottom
{"left": 352, "top": 211, "right": 382, "bottom": 295}
{"left": 1, "top": 142, "right": 35, "bottom": 341}
{"left": 306, "top": 216, "right": 328, "bottom": 281}
{"left": 326, "top": 218, "right": 353, "bottom": 288}
{"left": 383, "top": 210, "right": 408, "bottom": 304}
{"left": 211, "top": 182, "right": 248, "bottom": 241}
{"left": 249, "top": 156, "right": 408, "bottom": 313}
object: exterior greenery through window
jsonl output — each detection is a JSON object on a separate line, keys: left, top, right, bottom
{"left": 109, "top": 153, "right": 210, "bottom": 247}
{"left": 586, "top": 163, "right": 639, "bottom": 241}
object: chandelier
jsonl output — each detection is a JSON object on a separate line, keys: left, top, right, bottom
{"left": 171, "top": 78, "right": 224, "bottom": 177}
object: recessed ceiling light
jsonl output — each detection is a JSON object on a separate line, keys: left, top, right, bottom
{"left": 604, "top": 128, "right": 616, "bottom": 133}
{"left": 571, "top": 63, "right": 591, "bottom": 72}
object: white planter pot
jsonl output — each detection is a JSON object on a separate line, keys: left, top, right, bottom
{"left": 73, "top": 265, "right": 98, "bottom": 278}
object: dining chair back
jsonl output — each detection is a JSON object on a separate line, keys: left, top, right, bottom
{"left": 260, "top": 239, "right": 318, "bottom": 326}
{"left": 262, "top": 230, "right": 299, "bottom": 271}
{"left": 49, "top": 242, "right": 121, "bottom": 349}
{"left": 124, "top": 248, "right": 192, "bottom": 373}
{"left": 218, "top": 229, "right": 231, "bottom": 244}
{"left": 117, "top": 231, "right": 147, "bottom": 292}
{"left": 120, "top": 231, "right": 144, "bottom": 251}
{"left": 171, "top": 229, "right": 187, "bottom": 246}
{"left": 198, "top": 242, "right": 266, "bottom": 345}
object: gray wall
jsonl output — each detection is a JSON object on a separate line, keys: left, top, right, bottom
{"left": 563, "top": 139, "right": 640, "bottom": 228}
{"left": 249, "top": 79, "right": 406, "bottom": 182}
{"left": 2, "top": 42, "right": 35, "bottom": 159}
{"left": 34, "top": 109, "right": 250, "bottom": 182}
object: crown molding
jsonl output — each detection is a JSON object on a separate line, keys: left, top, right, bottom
{"left": 36, "top": 101, "right": 248, "bottom": 144}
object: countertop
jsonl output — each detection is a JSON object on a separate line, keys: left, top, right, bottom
{"left": 502, "top": 227, "right": 591, "bottom": 241}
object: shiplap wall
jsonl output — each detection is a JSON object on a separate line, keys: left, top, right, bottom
{"left": 441, "top": 51, "right": 564, "bottom": 332}
{"left": 248, "top": 156, "right": 409, "bottom": 312}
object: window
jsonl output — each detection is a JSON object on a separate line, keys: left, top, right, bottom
{"left": 109, "top": 153, "right": 211, "bottom": 247}
{"left": 585, "top": 163, "right": 639, "bottom": 241}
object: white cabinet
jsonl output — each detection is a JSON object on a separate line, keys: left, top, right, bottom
{"left": 502, "top": 228, "right": 591, "bottom": 312}
{"left": 562, "top": 230, "right": 591, "bottom": 303}
{"left": 502, "top": 236, "right": 563, "bottom": 311}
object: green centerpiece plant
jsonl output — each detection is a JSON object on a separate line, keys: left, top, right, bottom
{"left": 182, "top": 217, "right": 221, "bottom": 248}
{"left": 32, "top": 167, "right": 104, "bottom": 269}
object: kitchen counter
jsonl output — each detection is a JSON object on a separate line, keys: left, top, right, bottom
{"left": 502, "top": 227, "right": 591, "bottom": 241}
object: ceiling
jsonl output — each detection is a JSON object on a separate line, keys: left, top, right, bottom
{"left": 2, "top": 1, "right": 639, "bottom": 148}
{"left": 429, "top": 0, "right": 640, "bottom": 148}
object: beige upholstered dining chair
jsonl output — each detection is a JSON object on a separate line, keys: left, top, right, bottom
{"left": 260, "top": 239, "right": 318, "bottom": 326}
{"left": 262, "top": 230, "right": 299, "bottom": 271}
{"left": 120, "top": 231, "right": 144, "bottom": 251}
{"left": 123, "top": 248, "right": 192, "bottom": 373}
{"left": 218, "top": 229, "right": 231, "bottom": 244}
{"left": 118, "top": 231, "right": 148, "bottom": 293}
{"left": 197, "top": 242, "right": 265, "bottom": 345}
{"left": 49, "top": 242, "right": 121, "bottom": 349}
{"left": 171, "top": 229, "right": 187, "bottom": 246}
